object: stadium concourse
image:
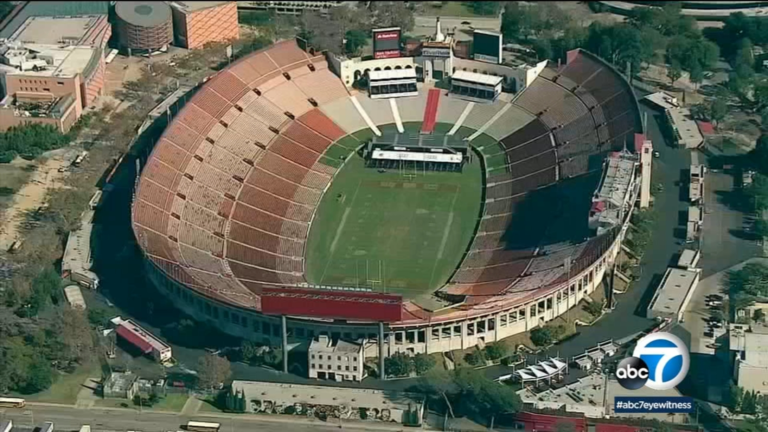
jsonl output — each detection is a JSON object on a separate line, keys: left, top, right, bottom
{"left": 131, "top": 39, "right": 644, "bottom": 358}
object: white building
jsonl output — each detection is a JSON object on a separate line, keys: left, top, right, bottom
{"left": 589, "top": 150, "right": 638, "bottom": 235}
{"left": 677, "top": 249, "right": 701, "bottom": 270}
{"left": 308, "top": 335, "right": 366, "bottom": 382}
{"left": 111, "top": 317, "right": 172, "bottom": 363}
{"left": 647, "top": 267, "right": 701, "bottom": 322}
{"left": 690, "top": 163, "right": 706, "bottom": 204}
{"left": 231, "top": 380, "right": 423, "bottom": 424}
{"left": 62, "top": 210, "right": 99, "bottom": 289}
{"left": 730, "top": 323, "right": 768, "bottom": 394}
{"left": 643, "top": 92, "right": 703, "bottom": 149}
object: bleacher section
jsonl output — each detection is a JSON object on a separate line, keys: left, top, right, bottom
{"left": 462, "top": 99, "right": 508, "bottom": 130}
{"left": 445, "top": 49, "right": 640, "bottom": 301}
{"left": 320, "top": 97, "right": 369, "bottom": 136}
{"left": 133, "top": 40, "right": 358, "bottom": 293}
{"left": 482, "top": 105, "right": 535, "bottom": 141}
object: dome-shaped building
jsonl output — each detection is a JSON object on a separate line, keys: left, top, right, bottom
{"left": 114, "top": 1, "right": 173, "bottom": 53}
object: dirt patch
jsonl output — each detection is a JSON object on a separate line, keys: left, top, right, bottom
{"left": 0, "top": 150, "right": 76, "bottom": 250}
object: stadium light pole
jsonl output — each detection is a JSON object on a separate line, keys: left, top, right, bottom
{"left": 379, "top": 322, "right": 386, "bottom": 381}
{"left": 281, "top": 315, "right": 288, "bottom": 373}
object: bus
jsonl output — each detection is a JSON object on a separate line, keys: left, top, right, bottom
{"left": 0, "top": 397, "right": 26, "bottom": 408}
{"left": 185, "top": 422, "right": 220, "bottom": 432}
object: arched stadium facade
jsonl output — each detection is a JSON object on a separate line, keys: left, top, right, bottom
{"left": 132, "top": 40, "right": 644, "bottom": 357}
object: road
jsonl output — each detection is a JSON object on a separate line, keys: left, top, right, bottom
{"left": 0, "top": 404, "right": 414, "bottom": 432}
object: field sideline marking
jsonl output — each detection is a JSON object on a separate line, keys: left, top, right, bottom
{"left": 318, "top": 180, "right": 363, "bottom": 284}
{"left": 430, "top": 187, "right": 460, "bottom": 287}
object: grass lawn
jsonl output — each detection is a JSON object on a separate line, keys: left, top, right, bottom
{"left": 21, "top": 362, "right": 100, "bottom": 404}
{"left": 95, "top": 393, "right": 189, "bottom": 412}
{"left": 305, "top": 151, "right": 483, "bottom": 297}
{"left": 198, "top": 397, "right": 225, "bottom": 413}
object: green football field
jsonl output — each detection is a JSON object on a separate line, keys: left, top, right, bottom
{"left": 305, "top": 151, "right": 484, "bottom": 298}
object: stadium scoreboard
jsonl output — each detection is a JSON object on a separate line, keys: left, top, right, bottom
{"left": 473, "top": 30, "right": 503, "bottom": 64}
{"left": 373, "top": 27, "right": 401, "bottom": 59}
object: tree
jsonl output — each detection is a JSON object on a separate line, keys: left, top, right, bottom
{"left": 469, "top": 2, "right": 500, "bottom": 16}
{"left": 197, "top": 353, "right": 231, "bottom": 390}
{"left": 59, "top": 308, "right": 95, "bottom": 365}
{"left": 710, "top": 98, "right": 728, "bottom": 126}
{"left": 584, "top": 300, "right": 604, "bottom": 317}
{"left": 689, "top": 63, "right": 704, "bottom": 91}
{"left": 754, "top": 219, "right": 768, "bottom": 239}
{"left": 22, "top": 357, "right": 54, "bottom": 394}
{"left": 530, "top": 327, "right": 555, "bottom": 347}
{"left": 483, "top": 343, "right": 507, "bottom": 361}
{"left": 754, "top": 308, "right": 766, "bottom": 323}
{"left": 344, "top": 29, "right": 368, "bottom": 56}
{"left": 371, "top": 2, "right": 414, "bottom": 33}
{"left": 385, "top": 352, "right": 414, "bottom": 377}
{"left": 667, "top": 61, "right": 683, "bottom": 85}
{"left": 413, "top": 353, "right": 436, "bottom": 375}
{"left": 727, "top": 262, "right": 768, "bottom": 298}
{"left": 419, "top": 368, "right": 456, "bottom": 418}
{"left": 453, "top": 368, "right": 522, "bottom": 428}
{"left": 241, "top": 340, "right": 258, "bottom": 363}
{"left": 464, "top": 349, "right": 487, "bottom": 366}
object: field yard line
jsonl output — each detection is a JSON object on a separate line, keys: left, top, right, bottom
{"left": 318, "top": 180, "right": 363, "bottom": 284}
{"left": 330, "top": 207, "right": 352, "bottom": 253}
{"left": 430, "top": 188, "right": 460, "bottom": 287}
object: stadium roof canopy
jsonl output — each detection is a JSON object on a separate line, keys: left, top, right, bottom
{"left": 451, "top": 70, "right": 503, "bottom": 86}
{"left": 115, "top": 1, "right": 172, "bottom": 28}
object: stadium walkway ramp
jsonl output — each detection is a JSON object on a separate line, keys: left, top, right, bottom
{"left": 350, "top": 95, "right": 382, "bottom": 136}
{"left": 421, "top": 88, "right": 440, "bottom": 134}
{"left": 390, "top": 98, "right": 404, "bottom": 133}
{"left": 467, "top": 103, "right": 512, "bottom": 141}
{"left": 448, "top": 102, "right": 474, "bottom": 135}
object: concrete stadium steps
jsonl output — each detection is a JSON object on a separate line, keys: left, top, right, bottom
{"left": 527, "top": 243, "right": 587, "bottom": 273}
{"left": 482, "top": 105, "right": 536, "bottom": 141}
{"left": 293, "top": 65, "right": 349, "bottom": 106}
{"left": 436, "top": 95, "right": 470, "bottom": 126}
{"left": 395, "top": 91, "right": 428, "bottom": 123}
{"left": 263, "top": 81, "right": 314, "bottom": 119}
{"left": 506, "top": 268, "right": 564, "bottom": 293}
{"left": 559, "top": 154, "right": 593, "bottom": 179}
{"left": 557, "top": 130, "right": 600, "bottom": 161}
{"left": 319, "top": 97, "right": 369, "bottom": 136}
{"left": 237, "top": 184, "right": 314, "bottom": 223}
{"left": 356, "top": 96, "right": 395, "bottom": 126}
{"left": 461, "top": 99, "right": 508, "bottom": 130}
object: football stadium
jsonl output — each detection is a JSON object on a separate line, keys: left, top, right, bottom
{"left": 131, "top": 31, "right": 646, "bottom": 359}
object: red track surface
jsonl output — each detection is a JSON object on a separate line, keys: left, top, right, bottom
{"left": 421, "top": 88, "right": 440, "bottom": 133}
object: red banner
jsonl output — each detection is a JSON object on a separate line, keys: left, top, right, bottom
{"left": 260, "top": 287, "right": 402, "bottom": 322}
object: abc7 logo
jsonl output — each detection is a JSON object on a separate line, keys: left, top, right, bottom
{"left": 616, "top": 332, "right": 690, "bottom": 391}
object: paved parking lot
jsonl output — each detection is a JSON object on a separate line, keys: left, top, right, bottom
{"left": 681, "top": 272, "right": 725, "bottom": 355}
{"left": 699, "top": 170, "right": 762, "bottom": 276}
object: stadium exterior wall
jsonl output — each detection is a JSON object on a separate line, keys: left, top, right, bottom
{"left": 142, "top": 222, "right": 627, "bottom": 356}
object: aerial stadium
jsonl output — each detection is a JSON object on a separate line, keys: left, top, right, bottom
{"left": 131, "top": 24, "right": 647, "bottom": 361}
